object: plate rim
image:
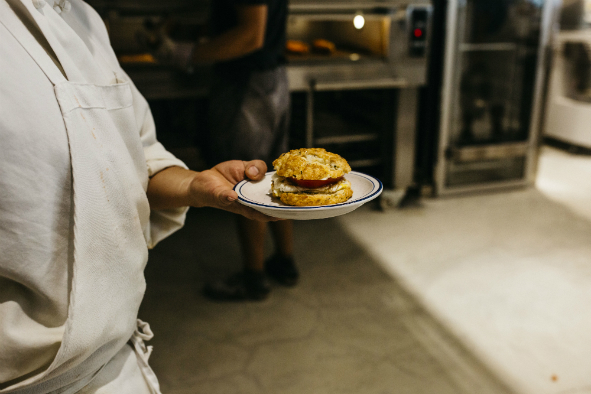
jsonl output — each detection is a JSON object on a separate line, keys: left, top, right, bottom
{"left": 234, "top": 170, "right": 383, "bottom": 211}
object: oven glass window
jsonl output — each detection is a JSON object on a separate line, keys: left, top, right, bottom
{"left": 441, "top": 0, "right": 544, "bottom": 189}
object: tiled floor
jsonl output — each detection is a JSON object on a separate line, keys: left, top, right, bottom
{"left": 139, "top": 145, "right": 591, "bottom": 394}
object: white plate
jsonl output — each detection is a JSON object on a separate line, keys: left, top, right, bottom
{"left": 234, "top": 171, "right": 383, "bottom": 220}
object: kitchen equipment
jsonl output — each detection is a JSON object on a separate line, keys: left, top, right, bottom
{"left": 544, "top": 27, "right": 591, "bottom": 151}
{"left": 434, "top": 0, "right": 558, "bottom": 195}
{"left": 89, "top": 0, "right": 211, "bottom": 100}
{"left": 285, "top": 0, "right": 433, "bottom": 193}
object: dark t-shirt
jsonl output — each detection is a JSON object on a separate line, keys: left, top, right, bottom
{"left": 211, "top": 0, "right": 287, "bottom": 74}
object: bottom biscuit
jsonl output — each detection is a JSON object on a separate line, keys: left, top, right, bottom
{"left": 278, "top": 188, "right": 353, "bottom": 206}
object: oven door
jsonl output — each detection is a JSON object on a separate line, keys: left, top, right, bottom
{"left": 435, "top": 0, "right": 553, "bottom": 194}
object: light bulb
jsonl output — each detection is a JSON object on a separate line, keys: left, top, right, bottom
{"left": 353, "top": 14, "right": 365, "bottom": 30}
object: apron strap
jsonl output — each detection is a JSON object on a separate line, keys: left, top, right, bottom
{"left": 129, "top": 320, "right": 163, "bottom": 394}
{"left": 0, "top": 0, "right": 67, "bottom": 85}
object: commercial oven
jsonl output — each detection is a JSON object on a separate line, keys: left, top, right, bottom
{"left": 434, "top": 0, "right": 558, "bottom": 195}
{"left": 90, "top": 0, "right": 211, "bottom": 100}
{"left": 285, "top": 0, "right": 433, "bottom": 193}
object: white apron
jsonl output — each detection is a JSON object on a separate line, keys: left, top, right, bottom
{"left": 0, "top": 1, "right": 161, "bottom": 392}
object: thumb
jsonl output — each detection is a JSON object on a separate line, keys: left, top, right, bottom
{"left": 244, "top": 160, "right": 267, "bottom": 181}
{"left": 218, "top": 189, "right": 238, "bottom": 206}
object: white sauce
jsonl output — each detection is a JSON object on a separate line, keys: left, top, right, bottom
{"left": 271, "top": 174, "right": 350, "bottom": 195}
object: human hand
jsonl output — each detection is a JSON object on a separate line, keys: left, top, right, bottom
{"left": 187, "top": 160, "right": 278, "bottom": 221}
{"left": 135, "top": 28, "right": 194, "bottom": 69}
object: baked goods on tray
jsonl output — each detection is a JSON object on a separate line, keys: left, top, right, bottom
{"left": 312, "top": 39, "right": 336, "bottom": 54}
{"left": 286, "top": 40, "right": 310, "bottom": 54}
{"left": 118, "top": 53, "right": 156, "bottom": 64}
{"left": 271, "top": 148, "right": 353, "bottom": 206}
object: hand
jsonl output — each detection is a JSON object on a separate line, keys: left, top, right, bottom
{"left": 187, "top": 160, "right": 278, "bottom": 221}
{"left": 135, "top": 28, "right": 194, "bottom": 69}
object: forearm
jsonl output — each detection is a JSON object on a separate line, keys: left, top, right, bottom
{"left": 191, "top": 28, "right": 263, "bottom": 63}
{"left": 146, "top": 166, "right": 197, "bottom": 211}
{"left": 191, "top": 4, "right": 267, "bottom": 64}
{"left": 146, "top": 160, "right": 276, "bottom": 221}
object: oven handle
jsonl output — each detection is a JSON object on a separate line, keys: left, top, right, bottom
{"left": 312, "top": 78, "right": 409, "bottom": 91}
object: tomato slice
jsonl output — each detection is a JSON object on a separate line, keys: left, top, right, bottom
{"left": 289, "top": 177, "right": 342, "bottom": 188}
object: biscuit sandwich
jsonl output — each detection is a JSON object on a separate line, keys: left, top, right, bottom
{"left": 271, "top": 148, "right": 353, "bottom": 206}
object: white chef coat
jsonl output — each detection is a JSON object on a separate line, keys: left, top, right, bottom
{"left": 0, "top": 0, "right": 189, "bottom": 392}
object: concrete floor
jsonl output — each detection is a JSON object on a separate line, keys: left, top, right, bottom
{"left": 140, "top": 209, "right": 473, "bottom": 394}
{"left": 339, "top": 145, "right": 591, "bottom": 394}
{"left": 139, "top": 145, "right": 591, "bottom": 394}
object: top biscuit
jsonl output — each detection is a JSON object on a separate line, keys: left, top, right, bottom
{"left": 273, "top": 148, "right": 351, "bottom": 180}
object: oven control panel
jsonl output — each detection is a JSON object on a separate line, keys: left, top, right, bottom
{"left": 408, "top": 6, "right": 430, "bottom": 57}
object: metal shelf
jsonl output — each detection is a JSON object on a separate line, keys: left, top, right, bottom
{"left": 349, "top": 158, "right": 383, "bottom": 168}
{"left": 447, "top": 142, "right": 529, "bottom": 163}
{"left": 315, "top": 133, "right": 379, "bottom": 145}
{"left": 459, "top": 43, "right": 518, "bottom": 52}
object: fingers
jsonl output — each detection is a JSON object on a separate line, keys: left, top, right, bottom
{"left": 232, "top": 204, "right": 281, "bottom": 222}
{"left": 213, "top": 160, "right": 267, "bottom": 183}
{"left": 213, "top": 160, "right": 245, "bottom": 183}
{"left": 218, "top": 189, "right": 238, "bottom": 205}
{"left": 197, "top": 161, "right": 275, "bottom": 221}
{"left": 243, "top": 160, "right": 267, "bottom": 181}
{"left": 215, "top": 189, "right": 278, "bottom": 221}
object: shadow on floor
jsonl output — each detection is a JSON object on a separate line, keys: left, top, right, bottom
{"left": 138, "top": 208, "right": 512, "bottom": 394}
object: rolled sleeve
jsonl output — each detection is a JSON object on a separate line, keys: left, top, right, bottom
{"left": 143, "top": 141, "right": 187, "bottom": 177}
{"left": 143, "top": 141, "right": 190, "bottom": 249}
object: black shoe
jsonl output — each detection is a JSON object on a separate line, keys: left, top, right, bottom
{"left": 203, "top": 270, "right": 270, "bottom": 301}
{"left": 265, "top": 254, "right": 299, "bottom": 287}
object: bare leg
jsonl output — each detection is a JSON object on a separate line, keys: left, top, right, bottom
{"left": 269, "top": 220, "right": 293, "bottom": 258}
{"left": 236, "top": 216, "right": 267, "bottom": 271}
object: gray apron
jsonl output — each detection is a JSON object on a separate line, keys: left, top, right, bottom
{"left": 207, "top": 67, "right": 290, "bottom": 167}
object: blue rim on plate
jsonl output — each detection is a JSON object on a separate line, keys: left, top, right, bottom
{"left": 234, "top": 171, "right": 383, "bottom": 210}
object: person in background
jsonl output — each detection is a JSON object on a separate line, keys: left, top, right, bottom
{"left": 0, "top": 0, "right": 274, "bottom": 392}
{"left": 144, "top": 0, "right": 298, "bottom": 301}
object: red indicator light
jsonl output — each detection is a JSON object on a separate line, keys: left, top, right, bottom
{"left": 414, "top": 28, "right": 423, "bottom": 38}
